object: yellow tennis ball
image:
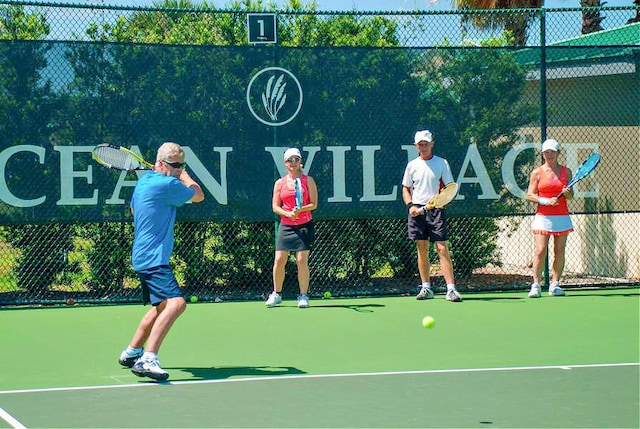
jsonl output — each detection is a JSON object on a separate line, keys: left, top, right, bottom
{"left": 190, "top": 295, "right": 198, "bottom": 303}
{"left": 323, "top": 291, "right": 332, "bottom": 299}
{"left": 422, "top": 316, "right": 435, "bottom": 329}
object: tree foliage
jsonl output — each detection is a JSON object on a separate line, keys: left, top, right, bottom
{"left": 0, "top": 2, "right": 536, "bottom": 293}
{"left": 413, "top": 37, "right": 536, "bottom": 275}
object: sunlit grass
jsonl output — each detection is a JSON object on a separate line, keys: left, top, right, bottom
{"left": 0, "top": 241, "right": 20, "bottom": 292}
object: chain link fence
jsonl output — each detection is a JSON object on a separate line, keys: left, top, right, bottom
{"left": 0, "top": 1, "right": 638, "bottom": 305}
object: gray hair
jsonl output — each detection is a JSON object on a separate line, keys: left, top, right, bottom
{"left": 156, "top": 142, "right": 184, "bottom": 162}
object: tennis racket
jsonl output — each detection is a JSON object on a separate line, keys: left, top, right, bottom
{"left": 418, "top": 182, "right": 458, "bottom": 214}
{"left": 294, "top": 177, "right": 303, "bottom": 209}
{"left": 92, "top": 143, "right": 153, "bottom": 171}
{"left": 556, "top": 152, "right": 601, "bottom": 198}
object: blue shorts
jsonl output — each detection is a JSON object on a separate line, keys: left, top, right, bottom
{"left": 137, "top": 265, "right": 183, "bottom": 306}
{"left": 407, "top": 207, "right": 449, "bottom": 242}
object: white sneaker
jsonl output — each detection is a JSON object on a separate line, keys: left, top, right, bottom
{"left": 131, "top": 357, "right": 169, "bottom": 381}
{"left": 549, "top": 283, "right": 565, "bottom": 296}
{"left": 445, "top": 289, "right": 462, "bottom": 302}
{"left": 528, "top": 283, "right": 541, "bottom": 298}
{"left": 416, "top": 286, "right": 434, "bottom": 300}
{"left": 118, "top": 347, "right": 143, "bottom": 368}
{"left": 265, "top": 292, "right": 282, "bottom": 307}
{"left": 297, "top": 294, "right": 309, "bottom": 308}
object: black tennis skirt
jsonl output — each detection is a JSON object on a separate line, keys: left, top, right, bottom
{"left": 276, "top": 221, "right": 315, "bottom": 252}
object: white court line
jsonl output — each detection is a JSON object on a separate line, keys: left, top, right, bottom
{"left": 0, "top": 362, "right": 637, "bottom": 396}
{"left": 0, "top": 407, "right": 27, "bottom": 429}
{"left": 0, "top": 363, "right": 637, "bottom": 429}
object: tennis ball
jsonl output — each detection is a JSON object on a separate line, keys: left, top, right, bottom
{"left": 190, "top": 295, "right": 198, "bottom": 303}
{"left": 323, "top": 291, "right": 332, "bottom": 299}
{"left": 422, "top": 316, "right": 435, "bottom": 329}
{"left": 66, "top": 298, "right": 75, "bottom": 306}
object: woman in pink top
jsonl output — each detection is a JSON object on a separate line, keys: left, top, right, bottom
{"left": 525, "top": 139, "right": 574, "bottom": 298}
{"left": 265, "top": 148, "right": 318, "bottom": 308}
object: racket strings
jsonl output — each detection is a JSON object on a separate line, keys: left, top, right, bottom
{"left": 568, "top": 154, "right": 601, "bottom": 187}
{"left": 95, "top": 147, "right": 142, "bottom": 170}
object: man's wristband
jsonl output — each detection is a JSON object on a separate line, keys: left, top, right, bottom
{"left": 406, "top": 202, "right": 413, "bottom": 208}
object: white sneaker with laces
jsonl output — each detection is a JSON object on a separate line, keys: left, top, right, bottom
{"left": 445, "top": 289, "right": 462, "bottom": 302}
{"left": 265, "top": 292, "right": 282, "bottom": 307}
{"left": 528, "top": 283, "right": 541, "bottom": 298}
{"left": 131, "top": 357, "right": 169, "bottom": 381}
{"left": 297, "top": 294, "right": 309, "bottom": 308}
{"left": 416, "top": 286, "right": 434, "bottom": 300}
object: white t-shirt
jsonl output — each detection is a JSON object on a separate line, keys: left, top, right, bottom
{"left": 402, "top": 155, "right": 454, "bottom": 205}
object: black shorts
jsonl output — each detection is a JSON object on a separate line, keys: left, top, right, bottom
{"left": 276, "top": 221, "right": 314, "bottom": 252}
{"left": 407, "top": 207, "right": 449, "bottom": 242}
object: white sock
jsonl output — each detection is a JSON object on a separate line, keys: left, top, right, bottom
{"left": 446, "top": 284, "right": 456, "bottom": 292}
{"left": 422, "top": 282, "right": 431, "bottom": 289}
{"left": 142, "top": 351, "right": 157, "bottom": 361}
{"left": 126, "top": 346, "right": 143, "bottom": 355}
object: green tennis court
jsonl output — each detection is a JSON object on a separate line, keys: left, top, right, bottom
{"left": 1, "top": 288, "right": 638, "bottom": 428}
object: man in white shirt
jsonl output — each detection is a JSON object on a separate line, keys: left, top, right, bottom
{"left": 402, "top": 130, "right": 462, "bottom": 302}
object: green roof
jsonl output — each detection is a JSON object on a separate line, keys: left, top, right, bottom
{"left": 516, "top": 22, "right": 640, "bottom": 66}
{"left": 551, "top": 21, "right": 640, "bottom": 47}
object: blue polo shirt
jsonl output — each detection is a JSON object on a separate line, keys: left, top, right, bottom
{"left": 131, "top": 171, "right": 195, "bottom": 272}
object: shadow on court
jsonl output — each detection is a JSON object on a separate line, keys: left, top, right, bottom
{"left": 268, "top": 303, "right": 386, "bottom": 312}
{"left": 161, "top": 365, "right": 307, "bottom": 381}
{"left": 311, "top": 303, "right": 385, "bottom": 312}
{"left": 459, "top": 287, "right": 639, "bottom": 302}
{"left": 461, "top": 295, "right": 524, "bottom": 301}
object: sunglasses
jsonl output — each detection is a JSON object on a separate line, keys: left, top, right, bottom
{"left": 163, "top": 159, "right": 187, "bottom": 169}
{"left": 285, "top": 157, "right": 301, "bottom": 163}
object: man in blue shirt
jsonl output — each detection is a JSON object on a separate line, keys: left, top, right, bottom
{"left": 118, "top": 142, "right": 204, "bottom": 381}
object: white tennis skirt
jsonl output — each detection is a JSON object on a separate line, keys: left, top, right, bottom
{"left": 532, "top": 214, "right": 574, "bottom": 236}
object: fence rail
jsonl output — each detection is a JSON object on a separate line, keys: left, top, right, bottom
{"left": 0, "top": 2, "right": 638, "bottom": 306}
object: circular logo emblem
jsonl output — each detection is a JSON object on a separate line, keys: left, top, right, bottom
{"left": 246, "top": 67, "right": 303, "bottom": 127}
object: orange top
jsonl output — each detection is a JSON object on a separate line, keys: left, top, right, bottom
{"left": 536, "top": 166, "right": 569, "bottom": 216}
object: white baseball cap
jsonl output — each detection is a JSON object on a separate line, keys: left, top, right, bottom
{"left": 541, "top": 139, "right": 559, "bottom": 152}
{"left": 283, "top": 148, "right": 302, "bottom": 160}
{"left": 414, "top": 130, "right": 433, "bottom": 144}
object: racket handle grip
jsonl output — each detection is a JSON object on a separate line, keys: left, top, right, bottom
{"left": 555, "top": 186, "right": 572, "bottom": 199}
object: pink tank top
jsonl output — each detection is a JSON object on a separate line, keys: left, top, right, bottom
{"left": 279, "top": 175, "right": 313, "bottom": 226}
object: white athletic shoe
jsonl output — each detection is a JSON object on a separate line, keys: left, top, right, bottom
{"left": 445, "top": 289, "right": 462, "bottom": 302}
{"left": 297, "top": 294, "right": 309, "bottom": 308}
{"left": 528, "top": 283, "right": 541, "bottom": 298}
{"left": 549, "top": 283, "right": 565, "bottom": 296}
{"left": 265, "top": 292, "right": 282, "bottom": 307}
{"left": 118, "top": 347, "right": 144, "bottom": 368}
{"left": 416, "top": 286, "right": 435, "bottom": 300}
{"left": 131, "top": 357, "right": 169, "bottom": 381}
